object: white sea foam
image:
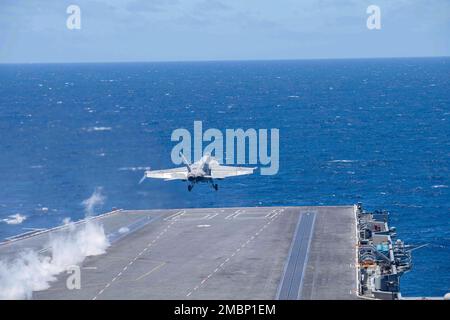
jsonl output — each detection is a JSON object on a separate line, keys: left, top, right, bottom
{"left": 84, "top": 127, "right": 112, "bottom": 132}
{"left": 118, "top": 167, "right": 151, "bottom": 172}
{"left": 328, "top": 160, "right": 357, "bottom": 163}
{"left": 1, "top": 214, "right": 27, "bottom": 225}
{"left": 29, "top": 165, "right": 44, "bottom": 169}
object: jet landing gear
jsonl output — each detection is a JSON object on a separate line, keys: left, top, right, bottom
{"left": 187, "top": 182, "right": 218, "bottom": 191}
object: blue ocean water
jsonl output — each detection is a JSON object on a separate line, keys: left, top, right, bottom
{"left": 0, "top": 58, "right": 449, "bottom": 296}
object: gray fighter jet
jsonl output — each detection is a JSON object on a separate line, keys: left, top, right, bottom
{"left": 139, "top": 153, "right": 256, "bottom": 191}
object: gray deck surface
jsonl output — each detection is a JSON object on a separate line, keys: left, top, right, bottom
{"left": 0, "top": 206, "right": 357, "bottom": 300}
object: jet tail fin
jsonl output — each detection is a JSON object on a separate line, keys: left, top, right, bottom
{"left": 180, "top": 152, "right": 192, "bottom": 173}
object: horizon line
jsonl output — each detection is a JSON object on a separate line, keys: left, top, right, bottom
{"left": 1, "top": 55, "right": 449, "bottom": 65}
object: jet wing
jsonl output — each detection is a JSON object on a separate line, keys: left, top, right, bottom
{"left": 144, "top": 167, "right": 188, "bottom": 181}
{"left": 210, "top": 165, "right": 256, "bottom": 179}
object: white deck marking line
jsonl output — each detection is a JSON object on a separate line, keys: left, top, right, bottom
{"left": 135, "top": 262, "right": 166, "bottom": 281}
{"left": 232, "top": 210, "right": 248, "bottom": 219}
{"left": 225, "top": 210, "right": 240, "bottom": 220}
{"left": 265, "top": 209, "right": 279, "bottom": 218}
{"left": 164, "top": 210, "right": 186, "bottom": 221}
{"left": 267, "top": 208, "right": 284, "bottom": 219}
{"left": 206, "top": 213, "right": 218, "bottom": 220}
{"left": 92, "top": 211, "right": 185, "bottom": 300}
{"left": 186, "top": 209, "right": 285, "bottom": 297}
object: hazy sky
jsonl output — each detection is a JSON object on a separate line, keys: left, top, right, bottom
{"left": 0, "top": 0, "right": 449, "bottom": 63}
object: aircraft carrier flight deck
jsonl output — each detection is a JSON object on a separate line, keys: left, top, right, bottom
{"left": 0, "top": 206, "right": 361, "bottom": 300}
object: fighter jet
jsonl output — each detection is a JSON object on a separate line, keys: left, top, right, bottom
{"left": 139, "top": 153, "right": 256, "bottom": 191}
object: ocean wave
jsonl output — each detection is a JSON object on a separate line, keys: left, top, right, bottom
{"left": 1, "top": 214, "right": 27, "bottom": 225}
{"left": 29, "top": 165, "right": 44, "bottom": 169}
{"left": 328, "top": 160, "right": 357, "bottom": 163}
{"left": 83, "top": 127, "right": 112, "bottom": 132}
{"left": 119, "top": 167, "right": 151, "bottom": 172}
{"left": 432, "top": 185, "right": 448, "bottom": 189}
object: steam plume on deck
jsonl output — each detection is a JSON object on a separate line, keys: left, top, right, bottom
{"left": 0, "top": 188, "right": 109, "bottom": 299}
